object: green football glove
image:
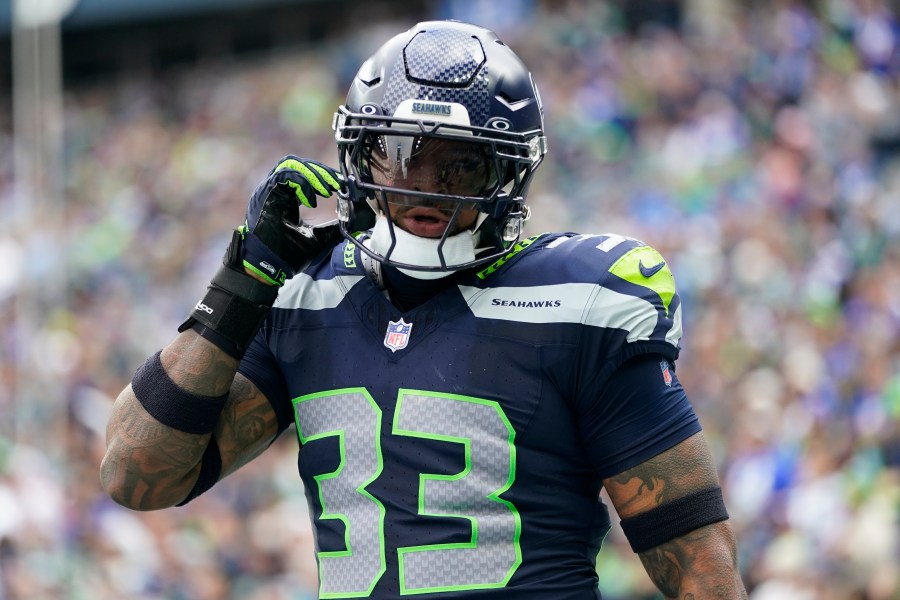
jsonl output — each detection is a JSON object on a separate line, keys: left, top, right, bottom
{"left": 240, "top": 156, "right": 343, "bottom": 286}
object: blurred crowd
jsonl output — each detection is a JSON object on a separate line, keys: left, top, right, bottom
{"left": 2, "top": 0, "right": 900, "bottom": 598}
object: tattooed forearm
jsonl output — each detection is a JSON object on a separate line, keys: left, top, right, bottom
{"left": 102, "top": 330, "right": 240, "bottom": 509}
{"left": 216, "top": 373, "right": 280, "bottom": 478}
{"left": 101, "top": 388, "right": 209, "bottom": 509}
{"left": 638, "top": 521, "right": 747, "bottom": 599}
{"left": 101, "top": 330, "right": 280, "bottom": 510}
{"left": 603, "top": 433, "right": 747, "bottom": 599}
{"left": 604, "top": 432, "right": 719, "bottom": 518}
{"left": 161, "top": 330, "right": 239, "bottom": 395}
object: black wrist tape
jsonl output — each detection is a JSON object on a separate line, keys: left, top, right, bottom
{"left": 131, "top": 351, "right": 229, "bottom": 435}
{"left": 620, "top": 486, "right": 729, "bottom": 553}
{"left": 176, "top": 435, "right": 222, "bottom": 506}
{"left": 178, "top": 231, "right": 279, "bottom": 358}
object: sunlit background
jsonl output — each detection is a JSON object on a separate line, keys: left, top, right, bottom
{"left": 1, "top": 0, "right": 899, "bottom": 598}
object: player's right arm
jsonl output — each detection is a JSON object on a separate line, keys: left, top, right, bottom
{"left": 101, "top": 330, "right": 277, "bottom": 510}
{"left": 101, "top": 156, "right": 344, "bottom": 510}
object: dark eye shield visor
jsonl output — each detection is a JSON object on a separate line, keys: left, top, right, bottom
{"left": 334, "top": 103, "right": 548, "bottom": 229}
{"left": 362, "top": 132, "right": 499, "bottom": 209}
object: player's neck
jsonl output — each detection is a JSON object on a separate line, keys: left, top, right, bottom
{"left": 381, "top": 265, "right": 461, "bottom": 312}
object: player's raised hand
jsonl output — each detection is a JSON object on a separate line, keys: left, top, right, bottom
{"left": 240, "top": 156, "right": 344, "bottom": 286}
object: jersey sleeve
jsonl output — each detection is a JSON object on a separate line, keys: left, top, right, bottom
{"left": 237, "top": 328, "right": 294, "bottom": 436}
{"left": 560, "top": 238, "right": 694, "bottom": 476}
{"left": 576, "top": 354, "right": 701, "bottom": 480}
{"left": 576, "top": 240, "right": 683, "bottom": 398}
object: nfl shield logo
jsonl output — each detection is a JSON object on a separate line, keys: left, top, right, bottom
{"left": 660, "top": 360, "right": 673, "bottom": 386}
{"left": 384, "top": 318, "right": 413, "bottom": 353}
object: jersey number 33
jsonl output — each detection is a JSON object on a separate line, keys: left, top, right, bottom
{"left": 295, "top": 387, "right": 521, "bottom": 598}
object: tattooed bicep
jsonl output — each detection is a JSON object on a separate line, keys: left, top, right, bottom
{"left": 215, "top": 372, "right": 282, "bottom": 479}
{"left": 602, "top": 432, "right": 721, "bottom": 518}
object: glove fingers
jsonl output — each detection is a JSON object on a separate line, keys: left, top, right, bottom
{"left": 272, "top": 158, "right": 342, "bottom": 208}
{"left": 274, "top": 156, "right": 341, "bottom": 185}
{"left": 303, "top": 160, "right": 343, "bottom": 192}
{"left": 282, "top": 176, "right": 318, "bottom": 209}
{"left": 242, "top": 156, "right": 346, "bottom": 280}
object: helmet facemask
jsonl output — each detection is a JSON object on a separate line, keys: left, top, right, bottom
{"left": 332, "top": 21, "right": 548, "bottom": 273}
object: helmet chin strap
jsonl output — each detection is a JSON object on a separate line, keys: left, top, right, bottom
{"left": 365, "top": 214, "right": 480, "bottom": 280}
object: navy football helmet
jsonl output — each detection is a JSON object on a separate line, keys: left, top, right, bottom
{"left": 333, "top": 20, "right": 548, "bottom": 272}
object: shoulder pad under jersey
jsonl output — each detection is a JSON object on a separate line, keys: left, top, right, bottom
{"left": 488, "top": 232, "right": 683, "bottom": 352}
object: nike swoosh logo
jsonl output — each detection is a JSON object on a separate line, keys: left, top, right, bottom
{"left": 639, "top": 260, "right": 666, "bottom": 278}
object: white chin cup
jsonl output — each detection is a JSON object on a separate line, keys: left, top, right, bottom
{"left": 366, "top": 215, "right": 476, "bottom": 279}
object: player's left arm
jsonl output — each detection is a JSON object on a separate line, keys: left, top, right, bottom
{"left": 577, "top": 238, "right": 746, "bottom": 596}
{"left": 602, "top": 432, "right": 748, "bottom": 599}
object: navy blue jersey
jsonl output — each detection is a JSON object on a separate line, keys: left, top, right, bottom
{"left": 238, "top": 232, "right": 700, "bottom": 599}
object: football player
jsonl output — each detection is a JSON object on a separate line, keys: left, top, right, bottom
{"left": 102, "top": 20, "right": 748, "bottom": 599}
